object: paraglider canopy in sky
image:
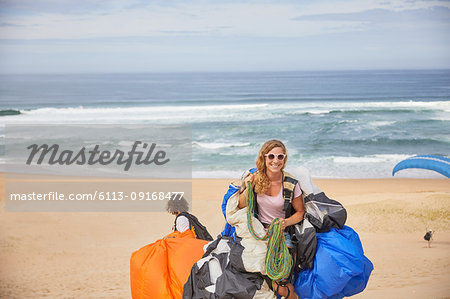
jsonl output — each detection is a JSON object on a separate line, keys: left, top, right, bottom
{"left": 392, "top": 155, "right": 450, "bottom": 178}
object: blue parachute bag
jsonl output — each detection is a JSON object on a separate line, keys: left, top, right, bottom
{"left": 294, "top": 226, "right": 373, "bottom": 299}
{"left": 221, "top": 168, "right": 258, "bottom": 238}
{"left": 220, "top": 183, "right": 239, "bottom": 237}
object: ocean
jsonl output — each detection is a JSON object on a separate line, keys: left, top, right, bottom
{"left": 1, "top": 70, "right": 449, "bottom": 178}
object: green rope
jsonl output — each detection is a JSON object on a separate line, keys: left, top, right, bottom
{"left": 245, "top": 182, "right": 293, "bottom": 281}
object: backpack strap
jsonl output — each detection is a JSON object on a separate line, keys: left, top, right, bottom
{"left": 177, "top": 211, "right": 213, "bottom": 241}
{"left": 282, "top": 171, "right": 298, "bottom": 218}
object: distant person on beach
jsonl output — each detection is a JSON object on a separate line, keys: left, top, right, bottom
{"left": 238, "top": 139, "right": 304, "bottom": 299}
{"left": 424, "top": 229, "right": 433, "bottom": 248}
{"left": 166, "top": 195, "right": 213, "bottom": 241}
{"left": 167, "top": 195, "right": 190, "bottom": 233}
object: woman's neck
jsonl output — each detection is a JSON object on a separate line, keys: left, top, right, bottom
{"left": 266, "top": 169, "right": 283, "bottom": 182}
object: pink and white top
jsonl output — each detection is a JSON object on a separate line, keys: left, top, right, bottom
{"left": 257, "top": 183, "right": 302, "bottom": 225}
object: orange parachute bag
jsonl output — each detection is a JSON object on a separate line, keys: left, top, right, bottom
{"left": 130, "top": 229, "right": 208, "bottom": 299}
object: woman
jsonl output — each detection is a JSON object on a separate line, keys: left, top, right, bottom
{"left": 238, "top": 139, "right": 305, "bottom": 299}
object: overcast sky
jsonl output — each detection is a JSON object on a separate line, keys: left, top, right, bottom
{"left": 0, "top": 0, "right": 449, "bottom": 73}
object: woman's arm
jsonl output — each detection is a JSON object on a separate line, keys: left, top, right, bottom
{"left": 238, "top": 190, "right": 247, "bottom": 209}
{"left": 283, "top": 195, "right": 305, "bottom": 228}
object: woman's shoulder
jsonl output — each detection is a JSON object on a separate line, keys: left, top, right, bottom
{"left": 283, "top": 170, "right": 298, "bottom": 182}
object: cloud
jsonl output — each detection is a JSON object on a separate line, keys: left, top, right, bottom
{"left": 0, "top": 2, "right": 383, "bottom": 40}
{"left": 291, "top": 6, "right": 450, "bottom": 22}
{"left": 0, "top": 22, "right": 25, "bottom": 27}
{"left": 0, "top": 0, "right": 448, "bottom": 73}
{"left": 0, "top": 0, "right": 136, "bottom": 15}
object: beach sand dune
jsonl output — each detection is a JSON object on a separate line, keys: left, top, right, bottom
{"left": 1, "top": 176, "right": 449, "bottom": 298}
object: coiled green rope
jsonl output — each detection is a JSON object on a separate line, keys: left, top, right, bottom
{"left": 245, "top": 182, "right": 293, "bottom": 281}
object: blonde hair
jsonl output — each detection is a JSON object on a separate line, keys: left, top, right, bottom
{"left": 254, "top": 139, "right": 287, "bottom": 194}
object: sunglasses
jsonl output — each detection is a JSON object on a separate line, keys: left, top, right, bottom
{"left": 264, "top": 153, "right": 286, "bottom": 161}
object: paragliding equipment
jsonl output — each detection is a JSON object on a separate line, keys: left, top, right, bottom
{"left": 185, "top": 166, "right": 372, "bottom": 298}
{"left": 392, "top": 155, "right": 450, "bottom": 178}
{"left": 130, "top": 229, "right": 208, "bottom": 299}
{"left": 221, "top": 183, "right": 239, "bottom": 238}
{"left": 294, "top": 226, "right": 373, "bottom": 298}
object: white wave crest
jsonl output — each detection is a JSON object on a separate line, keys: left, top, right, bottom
{"left": 2, "top": 104, "right": 271, "bottom": 124}
{"left": 193, "top": 141, "right": 251, "bottom": 149}
{"left": 367, "top": 121, "right": 397, "bottom": 127}
{"left": 332, "top": 154, "right": 412, "bottom": 164}
{"left": 192, "top": 170, "right": 241, "bottom": 179}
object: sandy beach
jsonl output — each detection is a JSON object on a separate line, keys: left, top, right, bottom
{"left": 0, "top": 175, "right": 449, "bottom": 298}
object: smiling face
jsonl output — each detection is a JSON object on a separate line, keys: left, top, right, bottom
{"left": 254, "top": 140, "right": 288, "bottom": 193}
{"left": 264, "top": 146, "right": 286, "bottom": 174}
{"left": 255, "top": 139, "right": 288, "bottom": 177}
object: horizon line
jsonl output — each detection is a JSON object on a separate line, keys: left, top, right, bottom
{"left": 1, "top": 68, "right": 450, "bottom": 76}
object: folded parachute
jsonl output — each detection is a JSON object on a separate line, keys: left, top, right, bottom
{"left": 183, "top": 235, "right": 275, "bottom": 299}
{"left": 130, "top": 229, "right": 209, "bottom": 299}
{"left": 292, "top": 166, "right": 347, "bottom": 233}
{"left": 295, "top": 226, "right": 374, "bottom": 299}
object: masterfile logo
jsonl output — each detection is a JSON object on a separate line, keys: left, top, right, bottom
{"left": 3, "top": 124, "right": 192, "bottom": 212}
{"left": 26, "top": 141, "right": 170, "bottom": 171}
{"left": 4, "top": 124, "right": 191, "bottom": 178}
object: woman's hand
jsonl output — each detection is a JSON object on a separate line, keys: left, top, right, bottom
{"left": 281, "top": 219, "right": 287, "bottom": 230}
{"left": 243, "top": 172, "right": 256, "bottom": 189}
{"left": 282, "top": 195, "right": 305, "bottom": 228}
{"left": 238, "top": 172, "right": 256, "bottom": 209}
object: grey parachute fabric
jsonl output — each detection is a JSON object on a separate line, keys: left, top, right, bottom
{"left": 182, "top": 236, "right": 275, "bottom": 299}
{"left": 293, "top": 166, "right": 347, "bottom": 233}
{"left": 289, "top": 166, "right": 347, "bottom": 272}
{"left": 291, "top": 218, "right": 317, "bottom": 271}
